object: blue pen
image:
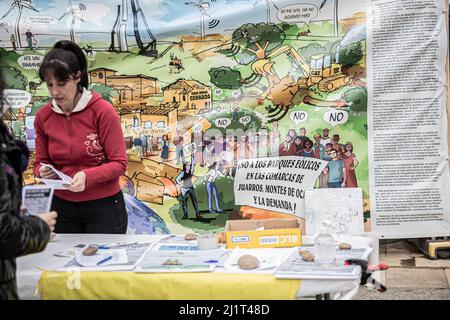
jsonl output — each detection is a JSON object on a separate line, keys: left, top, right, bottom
{"left": 204, "top": 260, "right": 219, "bottom": 263}
{"left": 97, "top": 255, "right": 113, "bottom": 266}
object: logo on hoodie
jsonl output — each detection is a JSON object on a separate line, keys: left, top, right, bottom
{"left": 85, "top": 133, "right": 105, "bottom": 162}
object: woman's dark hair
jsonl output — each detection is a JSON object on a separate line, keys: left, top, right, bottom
{"left": 304, "top": 139, "right": 313, "bottom": 148}
{"left": 38, "top": 40, "right": 88, "bottom": 90}
{"left": 208, "top": 162, "right": 217, "bottom": 170}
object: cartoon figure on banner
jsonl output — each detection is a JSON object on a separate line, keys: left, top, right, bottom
{"left": 313, "top": 133, "right": 325, "bottom": 159}
{"left": 331, "top": 134, "right": 345, "bottom": 157}
{"left": 174, "top": 134, "right": 185, "bottom": 165}
{"left": 160, "top": 134, "right": 169, "bottom": 162}
{"left": 140, "top": 131, "right": 148, "bottom": 157}
{"left": 133, "top": 135, "right": 144, "bottom": 157}
{"left": 294, "top": 136, "right": 303, "bottom": 155}
{"left": 25, "top": 29, "right": 33, "bottom": 49}
{"left": 320, "top": 127, "right": 332, "bottom": 147}
{"left": 204, "top": 136, "right": 217, "bottom": 165}
{"left": 326, "top": 149, "right": 346, "bottom": 188}
{"left": 10, "top": 33, "right": 16, "bottom": 50}
{"left": 279, "top": 134, "right": 296, "bottom": 156}
{"left": 299, "top": 139, "right": 315, "bottom": 158}
{"left": 178, "top": 39, "right": 184, "bottom": 52}
{"left": 176, "top": 153, "right": 200, "bottom": 220}
{"left": 342, "top": 142, "right": 358, "bottom": 188}
{"left": 203, "top": 162, "right": 224, "bottom": 214}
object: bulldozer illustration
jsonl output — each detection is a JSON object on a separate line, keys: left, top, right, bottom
{"left": 303, "top": 53, "right": 351, "bottom": 92}
{"left": 251, "top": 45, "right": 351, "bottom": 94}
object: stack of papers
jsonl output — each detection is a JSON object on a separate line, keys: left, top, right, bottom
{"left": 74, "top": 248, "right": 128, "bottom": 267}
{"left": 223, "top": 248, "right": 292, "bottom": 273}
{"left": 274, "top": 247, "right": 372, "bottom": 280}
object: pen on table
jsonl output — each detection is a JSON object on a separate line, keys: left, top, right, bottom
{"left": 97, "top": 256, "right": 113, "bottom": 266}
{"left": 203, "top": 260, "right": 219, "bottom": 263}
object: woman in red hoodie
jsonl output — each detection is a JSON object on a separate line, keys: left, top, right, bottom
{"left": 34, "top": 40, "right": 128, "bottom": 234}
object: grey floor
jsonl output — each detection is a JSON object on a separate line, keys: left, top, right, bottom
{"left": 353, "top": 286, "right": 450, "bottom": 300}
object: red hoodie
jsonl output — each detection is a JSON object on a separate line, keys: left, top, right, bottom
{"left": 33, "top": 91, "right": 127, "bottom": 202}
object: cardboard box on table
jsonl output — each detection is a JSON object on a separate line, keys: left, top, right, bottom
{"left": 225, "top": 218, "right": 302, "bottom": 249}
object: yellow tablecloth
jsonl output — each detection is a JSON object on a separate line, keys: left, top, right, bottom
{"left": 39, "top": 271, "right": 301, "bottom": 300}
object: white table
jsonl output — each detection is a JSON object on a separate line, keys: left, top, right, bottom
{"left": 17, "top": 234, "right": 374, "bottom": 300}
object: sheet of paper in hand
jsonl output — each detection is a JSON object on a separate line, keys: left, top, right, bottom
{"left": 22, "top": 185, "right": 54, "bottom": 215}
{"left": 37, "top": 163, "right": 72, "bottom": 190}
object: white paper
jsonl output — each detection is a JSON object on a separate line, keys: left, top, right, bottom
{"left": 274, "top": 247, "right": 372, "bottom": 280}
{"left": 37, "top": 163, "right": 73, "bottom": 190}
{"left": 22, "top": 185, "right": 54, "bottom": 215}
{"left": 305, "top": 188, "right": 364, "bottom": 236}
{"left": 57, "top": 242, "right": 151, "bottom": 272}
{"left": 367, "top": 0, "right": 450, "bottom": 238}
{"left": 223, "top": 247, "right": 292, "bottom": 272}
{"left": 158, "top": 235, "right": 198, "bottom": 244}
{"left": 36, "top": 178, "right": 71, "bottom": 190}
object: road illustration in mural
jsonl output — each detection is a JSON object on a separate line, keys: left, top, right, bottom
{"left": 1, "top": 0, "right": 370, "bottom": 234}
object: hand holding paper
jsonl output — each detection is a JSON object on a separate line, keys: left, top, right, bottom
{"left": 67, "top": 171, "right": 86, "bottom": 192}
{"left": 38, "top": 165, "right": 58, "bottom": 179}
{"left": 37, "top": 163, "right": 72, "bottom": 190}
{"left": 37, "top": 211, "right": 57, "bottom": 232}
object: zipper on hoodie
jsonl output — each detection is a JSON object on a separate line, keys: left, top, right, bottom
{"left": 66, "top": 115, "right": 79, "bottom": 202}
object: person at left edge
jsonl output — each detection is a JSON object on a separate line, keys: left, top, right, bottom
{"left": 33, "top": 40, "right": 128, "bottom": 234}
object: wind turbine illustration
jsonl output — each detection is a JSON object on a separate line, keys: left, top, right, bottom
{"left": 1, "top": 0, "right": 39, "bottom": 49}
{"left": 185, "top": 0, "right": 211, "bottom": 40}
{"left": 58, "top": 0, "right": 86, "bottom": 43}
{"left": 319, "top": 0, "right": 339, "bottom": 37}
{"left": 253, "top": 0, "right": 278, "bottom": 24}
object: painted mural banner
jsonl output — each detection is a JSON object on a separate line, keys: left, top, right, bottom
{"left": 0, "top": 0, "right": 448, "bottom": 238}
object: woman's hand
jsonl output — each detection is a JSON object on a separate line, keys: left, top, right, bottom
{"left": 68, "top": 171, "right": 86, "bottom": 192}
{"left": 38, "top": 166, "right": 58, "bottom": 179}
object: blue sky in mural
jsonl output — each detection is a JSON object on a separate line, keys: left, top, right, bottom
{"left": 0, "top": 0, "right": 368, "bottom": 47}
{"left": 31, "top": 0, "right": 57, "bottom": 11}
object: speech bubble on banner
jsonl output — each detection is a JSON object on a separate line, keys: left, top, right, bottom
{"left": 183, "top": 142, "right": 197, "bottom": 156}
{"left": 18, "top": 55, "right": 43, "bottom": 70}
{"left": 239, "top": 116, "right": 251, "bottom": 126}
{"left": 0, "top": 21, "right": 12, "bottom": 30}
{"left": 232, "top": 90, "right": 241, "bottom": 97}
{"left": 4, "top": 89, "right": 32, "bottom": 109}
{"left": 289, "top": 110, "right": 308, "bottom": 125}
{"left": 25, "top": 16, "right": 59, "bottom": 25}
{"left": 277, "top": 4, "right": 318, "bottom": 23}
{"left": 323, "top": 109, "right": 349, "bottom": 128}
{"left": 193, "top": 123, "right": 203, "bottom": 133}
{"left": 215, "top": 118, "right": 231, "bottom": 128}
